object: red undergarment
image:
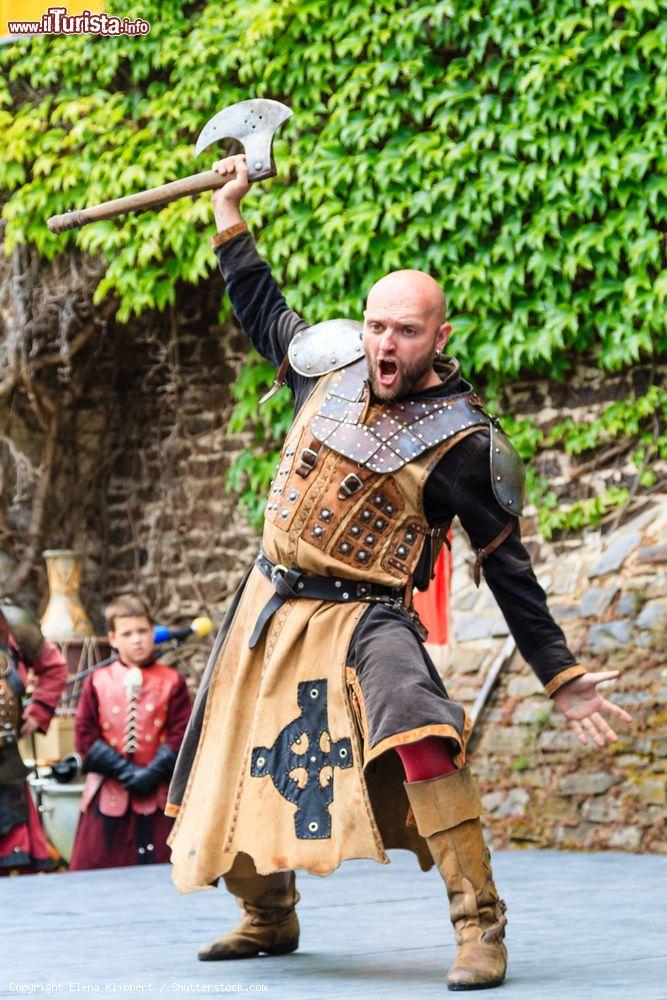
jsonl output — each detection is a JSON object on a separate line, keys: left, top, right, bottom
{"left": 396, "top": 736, "right": 458, "bottom": 782}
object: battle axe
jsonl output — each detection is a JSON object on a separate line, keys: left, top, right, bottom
{"left": 47, "top": 98, "right": 292, "bottom": 234}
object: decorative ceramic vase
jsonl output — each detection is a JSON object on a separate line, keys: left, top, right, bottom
{"left": 40, "top": 550, "right": 94, "bottom": 640}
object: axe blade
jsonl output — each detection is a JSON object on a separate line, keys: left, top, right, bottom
{"left": 194, "top": 98, "right": 292, "bottom": 182}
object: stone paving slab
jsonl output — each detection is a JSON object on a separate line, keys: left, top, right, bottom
{"left": 1, "top": 851, "right": 666, "bottom": 1000}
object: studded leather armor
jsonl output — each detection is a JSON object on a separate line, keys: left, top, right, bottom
{"left": 262, "top": 359, "right": 492, "bottom": 591}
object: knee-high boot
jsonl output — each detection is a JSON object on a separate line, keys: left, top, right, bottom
{"left": 404, "top": 767, "right": 507, "bottom": 991}
{"left": 198, "top": 854, "right": 300, "bottom": 961}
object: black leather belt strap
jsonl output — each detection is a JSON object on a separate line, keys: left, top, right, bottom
{"left": 249, "top": 550, "right": 404, "bottom": 649}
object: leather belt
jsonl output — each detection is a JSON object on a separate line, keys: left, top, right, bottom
{"left": 249, "top": 550, "right": 405, "bottom": 649}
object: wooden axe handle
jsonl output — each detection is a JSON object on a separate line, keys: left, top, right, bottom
{"left": 47, "top": 168, "right": 243, "bottom": 234}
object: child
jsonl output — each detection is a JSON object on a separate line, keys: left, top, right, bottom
{"left": 69, "top": 594, "right": 191, "bottom": 870}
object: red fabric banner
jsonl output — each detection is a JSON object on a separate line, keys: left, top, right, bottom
{"left": 412, "top": 542, "right": 452, "bottom": 647}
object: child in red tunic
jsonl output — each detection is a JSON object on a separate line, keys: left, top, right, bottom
{"left": 69, "top": 594, "right": 191, "bottom": 870}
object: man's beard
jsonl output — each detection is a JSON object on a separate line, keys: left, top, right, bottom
{"left": 366, "top": 350, "right": 436, "bottom": 401}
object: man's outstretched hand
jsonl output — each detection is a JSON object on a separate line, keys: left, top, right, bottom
{"left": 553, "top": 670, "right": 632, "bottom": 748}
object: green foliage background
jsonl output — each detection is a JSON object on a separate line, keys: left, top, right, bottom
{"left": 1, "top": 0, "right": 665, "bottom": 532}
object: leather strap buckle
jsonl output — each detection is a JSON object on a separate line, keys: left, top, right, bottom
{"left": 270, "top": 562, "right": 289, "bottom": 587}
{"left": 300, "top": 448, "right": 319, "bottom": 468}
{"left": 338, "top": 472, "right": 363, "bottom": 499}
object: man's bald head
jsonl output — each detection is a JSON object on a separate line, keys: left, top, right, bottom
{"left": 362, "top": 269, "right": 452, "bottom": 401}
{"left": 366, "top": 269, "right": 446, "bottom": 324}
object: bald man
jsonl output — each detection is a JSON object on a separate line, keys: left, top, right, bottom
{"left": 167, "top": 155, "right": 629, "bottom": 992}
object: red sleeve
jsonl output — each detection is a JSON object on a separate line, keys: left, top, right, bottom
{"left": 24, "top": 639, "right": 67, "bottom": 733}
{"left": 74, "top": 675, "right": 102, "bottom": 756}
{"left": 164, "top": 674, "right": 192, "bottom": 753}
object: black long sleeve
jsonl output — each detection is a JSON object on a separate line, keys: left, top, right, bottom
{"left": 424, "top": 429, "right": 584, "bottom": 694}
{"left": 215, "top": 232, "right": 314, "bottom": 412}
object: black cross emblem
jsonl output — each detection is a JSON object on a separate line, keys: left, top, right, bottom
{"left": 250, "top": 679, "right": 352, "bottom": 839}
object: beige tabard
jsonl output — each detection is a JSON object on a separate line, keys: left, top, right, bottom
{"left": 168, "top": 364, "right": 477, "bottom": 893}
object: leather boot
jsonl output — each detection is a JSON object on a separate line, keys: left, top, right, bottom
{"left": 198, "top": 855, "right": 300, "bottom": 961}
{"left": 405, "top": 767, "right": 507, "bottom": 991}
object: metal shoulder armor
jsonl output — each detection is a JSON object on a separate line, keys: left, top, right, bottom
{"left": 489, "top": 423, "right": 525, "bottom": 516}
{"left": 288, "top": 319, "right": 364, "bottom": 377}
{"left": 0, "top": 601, "right": 45, "bottom": 661}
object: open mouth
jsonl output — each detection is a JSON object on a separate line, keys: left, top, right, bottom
{"left": 378, "top": 358, "right": 398, "bottom": 385}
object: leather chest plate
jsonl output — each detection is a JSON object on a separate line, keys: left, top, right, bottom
{"left": 310, "top": 359, "right": 490, "bottom": 474}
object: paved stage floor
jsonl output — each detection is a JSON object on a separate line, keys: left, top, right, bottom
{"left": 1, "top": 850, "right": 665, "bottom": 1000}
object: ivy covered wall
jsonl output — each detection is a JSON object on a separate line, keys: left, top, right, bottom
{"left": 1, "top": 0, "right": 665, "bottom": 546}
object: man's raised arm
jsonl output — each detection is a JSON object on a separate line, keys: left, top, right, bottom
{"left": 211, "top": 153, "right": 307, "bottom": 370}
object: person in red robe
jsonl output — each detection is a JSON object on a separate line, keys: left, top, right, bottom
{"left": 69, "top": 594, "right": 191, "bottom": 870}
{"left": 0, "top": 602, "right": 67, "bottom": 873}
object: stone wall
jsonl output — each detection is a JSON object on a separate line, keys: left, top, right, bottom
{"left": 0, "top": 277, "right": 260, "bottom": 680}
{"left": 445, "top": 500, "right": 666, "bottom": 855}
{"left": 2, "top": 287, "right": 664, "bottom": 851}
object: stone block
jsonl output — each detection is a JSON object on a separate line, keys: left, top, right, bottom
{"left": 551, "top": 602, "right": 582, "bottom": 622}
{"left": 589, "top": 532, "right": 641, "bottom": 578}
{"left": 580, "top": 585, "right": 619, "bottom": 618}
{"left": 482, "top": 787, "right": 530, "bottom": 817}
{"left": 621, "top": 506, "right": 661, "bottom": 534}
{"left": 539, "top": 730, "right": 579, "bottom": 752}
{"left": 636, "top": 599, "right": 667, "bottom": 631}
{"left": 514, "top": 698, "right": 554, "bottom": 724}
{"left": 452, "top": 648, "right": 484, "bottom": 674}
{"left": 550, "top": 559, "right": 586, "bottom": 596}
{"left": 631, "top": 779, "right": 666, "bottom": 805}
{"left": 587, "top": 620, "right": 633, "bottom": 654}
{"left": 617, "top": 592, "right": 643, "bottom": 615}
{"left": 582, "top": 799, "right": 623, "bottom": 823}
{"left": 608, "top": 826, "right": 642, "bottom": 850}
{"left": 455, "top": 615, "right": 502, "bottom": 642}
{"left": 647, "top": 574, "right": 667, "bottom": 599}
{"left": 478, "top": 727, "right": 528, "bottom": 756}
{"left": 636, "top": 545, "right": 667, "bottom": 564}
{"left": 455, "top": 589, "right": 479, "bottom": 611}
{"left": 507, "top": 675, "right": 543, "bottom": 698}
{"left": 558, "top": 772, "right": 620, "bottom": 796}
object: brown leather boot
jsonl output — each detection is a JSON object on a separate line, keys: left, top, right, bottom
{"left": 198, "top": 855, "right": 300, "bottom": 961}
{"left": 405, "top": 767, "right": 507, "bottom": 991}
